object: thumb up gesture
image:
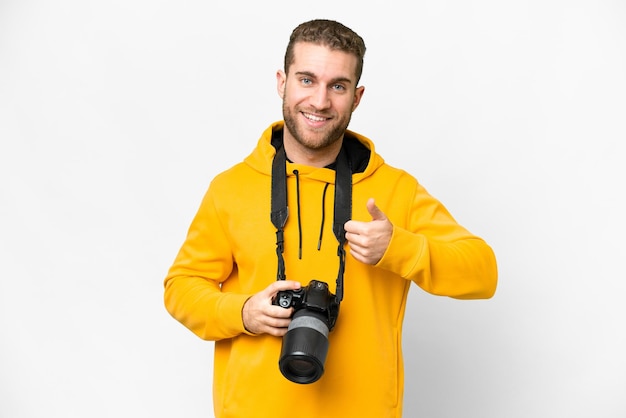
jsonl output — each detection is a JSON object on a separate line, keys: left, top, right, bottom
{"left": 344, "top": 198, "right": 393, "bottom": 265}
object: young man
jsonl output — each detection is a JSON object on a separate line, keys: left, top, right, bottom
{"left": 164, "top": 19, "right": 497, "bottom": 418}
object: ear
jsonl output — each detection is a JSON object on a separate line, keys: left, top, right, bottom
{"left": 276, "top": 70, "right": 287, "bottom": 99}
{"left": 351, "top": 85, "right": 365, "bottom": 111}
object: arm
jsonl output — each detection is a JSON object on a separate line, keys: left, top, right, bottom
{"left": 163, "top": 188, "right": 304, "bottom": 340}
{"left": 164, "top": 188, "right": 251, "bottom": 340}
{"left": 381, "top": 226, "right": 497, "bottom": 299}
{"left": 163, "top": 188, "right": 251, "bottom": 340}
{"left": 345, "top": 185, "right": 497, "bottom": 299}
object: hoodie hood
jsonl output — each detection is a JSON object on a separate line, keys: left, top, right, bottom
{"left": 243, "top": 121, "right": 384, "bottom": 183}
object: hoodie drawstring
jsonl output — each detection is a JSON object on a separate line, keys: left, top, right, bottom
{"left": 292, "top": 169, "right": 331, "bottom": 259}
{"left": 293, "top": 170, "right": 303, "bottom": 259}
{"left": 318, "top": 183, "right": 330, "bottom": 250}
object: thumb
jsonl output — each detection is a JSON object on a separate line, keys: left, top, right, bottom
{"left": 366, "top": 198, "right": 387, "bottom": 221}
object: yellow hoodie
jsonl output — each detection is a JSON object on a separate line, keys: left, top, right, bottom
{"left": 164, "top": 121, "right": 497, "bottom": 418}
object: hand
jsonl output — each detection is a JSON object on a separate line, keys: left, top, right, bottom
{"left": 344, "top": 198, "right": 392, "bottom": 265}
{"left": 242, "top": 280, "right": 301, "bottom": 336}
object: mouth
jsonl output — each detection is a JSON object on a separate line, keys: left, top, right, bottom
{"left": 302, "top": 112, "right": 330, "bottom": 123}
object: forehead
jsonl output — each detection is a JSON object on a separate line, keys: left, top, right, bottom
{"left": 289, "top": 42, "right": 358, "bottom": 83}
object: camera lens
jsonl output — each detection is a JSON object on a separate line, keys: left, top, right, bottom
{"left": 278, "top": 310, "right": 329, "bottom": 384}
{"left": 285, "top": 359, "right": 317, "bottom": 377}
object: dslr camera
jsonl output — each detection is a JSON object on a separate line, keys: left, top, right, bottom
{"left": 273, "top": 279, "right": 340, "bottom": 384}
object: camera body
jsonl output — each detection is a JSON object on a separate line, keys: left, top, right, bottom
{"left": 274, "top": 280, "right": 340, "bottom": 330}
{"left": 272, "top": 280, "right": 340, "bottom": 384}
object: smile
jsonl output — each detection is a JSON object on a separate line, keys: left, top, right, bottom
{"left": 302, "top": 112, "right": 329, "bottom": 122}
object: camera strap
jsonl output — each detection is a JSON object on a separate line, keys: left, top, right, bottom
{"left": 271, "top": 141, "right": 352, "bottom": 304}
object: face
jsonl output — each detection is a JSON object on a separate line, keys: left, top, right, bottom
{"left": 277, "top": 42, "right": 365, "bottom": 153}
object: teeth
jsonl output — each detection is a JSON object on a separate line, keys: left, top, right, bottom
{"left": 304, "top": 113, "right": 326, "bottom": 122}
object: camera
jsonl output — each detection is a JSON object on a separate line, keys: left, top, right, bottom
{"left": 273, "top": 280, "right": 340, "bottom": 384}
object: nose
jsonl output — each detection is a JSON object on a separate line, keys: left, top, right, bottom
{"left": 309, "top": 86, "right": 331, "bottom": 110}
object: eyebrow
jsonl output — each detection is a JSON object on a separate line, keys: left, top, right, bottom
{"left": 294, "top": 71, "right": 354, "bottom": 86}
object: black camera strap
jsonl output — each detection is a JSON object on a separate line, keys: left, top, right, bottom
{"left": 271, "top": 142, "right": 352, "bottom": 304}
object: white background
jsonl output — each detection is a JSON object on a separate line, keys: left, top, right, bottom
{"left": 1, "top": 1, "right": 625, "bottom": 417}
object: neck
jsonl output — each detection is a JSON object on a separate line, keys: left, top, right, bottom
{"left": 282, "top": 136, "right": 344, "bottom": 168}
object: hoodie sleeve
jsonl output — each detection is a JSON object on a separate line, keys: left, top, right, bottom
{"left": 376, "top": 180, "right": 498, "bottom": 299}
{"left": 163, "top": 186, "right": 253, "bottom": 341}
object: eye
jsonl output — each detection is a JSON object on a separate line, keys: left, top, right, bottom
{"left": 301, "top": 77, "right": 313, "bottom": 85}
{"left": 332, "top": 84, "right": 346, "bottom": 92}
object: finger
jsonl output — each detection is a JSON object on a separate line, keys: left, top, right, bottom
{"left": 366, "top": 198, "right": 387, "bottom": 221}
{"left": 269, "top": 304, "right": 296, "bottom": 319}
{"left": 266, "top": 280, "right": 301, "bottom": 296}
{"left": 265, "top": 315, "right": 293, "bottom": 328}
{"left": 343, "top": 220, "right": 360, "bottom": 234}
{"left": 344, "top": 230, "right": 365, "bottom": 246}
{"left": 265, "top": 325, "right": 290, "bottom": 337}
{"left": 347, "top": 241, "right": 367, "bottom": 262}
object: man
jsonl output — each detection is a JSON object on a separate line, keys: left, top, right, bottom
{"left": 164, "top": 19, "right": 497, "bottom": 418}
